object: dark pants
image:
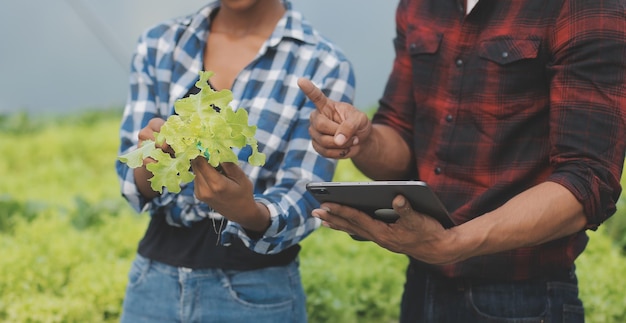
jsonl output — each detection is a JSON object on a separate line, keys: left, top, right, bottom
{"left": 400, "top": 263, "right": 584, "bottom": 323}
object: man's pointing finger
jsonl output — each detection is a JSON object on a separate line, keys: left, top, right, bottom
{"left": 297, "top": 78, "right": 329, "bottom": 110}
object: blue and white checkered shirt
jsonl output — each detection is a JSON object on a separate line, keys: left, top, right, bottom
{"left": 115, "top": 1, "right": 355, "bottom": 254}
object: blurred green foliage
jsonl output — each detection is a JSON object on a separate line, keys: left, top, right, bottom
{"left": 0, "top": 110, "right": 624, "bottom": 322}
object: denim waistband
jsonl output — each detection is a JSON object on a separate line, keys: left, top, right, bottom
{"left": 134, "top": 253, "right": 298, "bottom": 278}
{"left": 134, "top": 254, "right": 221, "bottom": 278}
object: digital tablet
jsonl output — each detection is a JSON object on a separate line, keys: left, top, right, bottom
{"left": 306, "top": 181, "right": 454, "bottom": 228}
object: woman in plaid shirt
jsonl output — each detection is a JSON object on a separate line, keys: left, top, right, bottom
{"left": 299, "top": 0, "right": 625, "bottom": 321}
{"left": 115, "top": 0, "right": 354, "bottom": 322}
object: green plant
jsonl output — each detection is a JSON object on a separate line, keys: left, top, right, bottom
{"left": 118, "top": 71, "right": 265, "bottom": 193}
{"left": 0, "top": 195, "right": 44, "bottom": 233}
{"left": 0, "top": 204, "right": 146, "bottom": 322}
{"left": 0, "top": 109, "right": 625, "bottom": 322}
{"left": 576, "top": 228, "right": 626, "bottom": 322}
{"left": 301, "top": 227, "right": 406, "bottom": 322}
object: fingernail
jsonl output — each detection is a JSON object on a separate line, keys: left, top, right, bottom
{"left": 396, "top": 196, "right": 406, "bottom": 208}
{"left": 335, "top": 134, "right": 347, "bottom": 145}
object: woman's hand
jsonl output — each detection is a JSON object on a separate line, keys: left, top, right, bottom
{"left": 134, "top": 118, "right": 172, "bottom": 198}
{"left": 191, "top": 159, "right": 271, "bottom": 233}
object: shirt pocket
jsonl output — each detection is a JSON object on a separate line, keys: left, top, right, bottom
{"left": 404, "top": 25, "right": 443, "bottom": 87}
{"left": 406, "top": 26, "right": 443, "bottom": 55}
{"left": 475, "top": 37, "right": 545, "bottom": 119}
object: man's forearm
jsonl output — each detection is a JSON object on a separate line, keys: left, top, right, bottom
{"left": 439, "top": 181, "right": 587, "bottom": 264}
{"left": 352, "top": 124, "right": 413, "bottom": 180}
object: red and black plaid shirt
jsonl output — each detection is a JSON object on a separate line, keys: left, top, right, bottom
{"left": 373, "top": 0, "right": 626, "bottom": 280}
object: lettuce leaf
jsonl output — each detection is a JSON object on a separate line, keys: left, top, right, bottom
{"left": 118, "top": 71, "right": 266, "bottom": 193}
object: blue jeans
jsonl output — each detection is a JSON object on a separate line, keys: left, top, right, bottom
{"left": 400, "top": 263, "right": 585, "bottom": 323}
{"left": 120, "top": 254, "right": 307, "bottom": 323}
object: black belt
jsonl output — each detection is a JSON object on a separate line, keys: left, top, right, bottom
{"left": 407, "top": 260, "right": 577, "bottom": 286}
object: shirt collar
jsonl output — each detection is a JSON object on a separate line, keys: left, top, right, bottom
{"left": 269, "top": 1, "right": 317, "bottom": 48}
{"left": 182, "top": 1, "right": 314, "bottom": 48}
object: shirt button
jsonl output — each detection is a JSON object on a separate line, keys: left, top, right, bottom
{"left": 409, "top": 43, "right": 417, "bottom": 50}
{"left": 501, "top": 51, "right": 509, "bottom": 58}
{"left": 445, "top": 114, "right": 453, "bottom": 122}
{"left": 455, "top": 59, "right": 463, "bottom": 67}
{"left": 434, "top": 167, "right": 442, "bottom": 175}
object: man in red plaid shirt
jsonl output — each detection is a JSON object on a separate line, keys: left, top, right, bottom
{"left": 298, "top": 0, "right": 625, "bottom": 321}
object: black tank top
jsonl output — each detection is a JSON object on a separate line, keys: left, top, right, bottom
{"left": 137, "top": 211, "right": 300, "bottom": 269}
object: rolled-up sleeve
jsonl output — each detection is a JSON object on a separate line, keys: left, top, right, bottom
{"left": 547, "top": 0, "right": 626, "bottom": 228}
